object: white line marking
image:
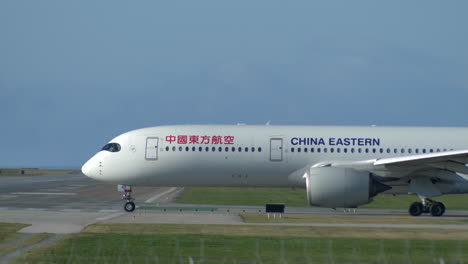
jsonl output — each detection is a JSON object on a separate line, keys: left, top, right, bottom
{"left": 98, "top": 209, "right": 119, "bottom": 213}
{"left": 11, "top": 192, "right": 76, "bottom": 196}
{"left": 25, "top": 208, "right": 46, "bottom": 211}
{"left": 96, "top": 212, "right": 125, "bottom": 221}
{"left": 145, "top": 187, "right": 179, "bottom": 203}
{"left": 62, "top": 209, "right": 82, "bottom": 212}
{"left": 0, "top": 195, "right": 19, "bottom": 198}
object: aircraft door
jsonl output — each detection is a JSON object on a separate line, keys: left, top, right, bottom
{"left": 270, "top": 138, "right": 283, "bottom": 161}
{"left": 145, "top": 137, "right": 159, "bottom": 160}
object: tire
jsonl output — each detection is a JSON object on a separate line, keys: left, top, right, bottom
{"left": 124, "top": 202, "right": 135, "bottom": 212}
{"left": 409, "top": 202, "right": 423, "bottom": 216}
{"left": 430, "top": 202, "right": 444, "bottom": 217}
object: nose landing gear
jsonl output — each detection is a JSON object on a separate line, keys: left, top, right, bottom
{"left": 409, "top": 198, "right": 445, "bottom": 217}
{"left": 119, "top": 184, "right": 135, "bottom": 212}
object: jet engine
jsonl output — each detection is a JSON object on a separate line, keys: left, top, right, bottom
{"left": 306, "top": 167, "right": 391, "bottom": 208}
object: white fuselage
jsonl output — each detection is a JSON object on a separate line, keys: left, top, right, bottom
{"left": 82, "top": 125, "right": 468, "bottom": 195}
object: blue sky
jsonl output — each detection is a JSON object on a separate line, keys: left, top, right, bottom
{"left": 1, "top": 1, "right": 467, "bottom": 168}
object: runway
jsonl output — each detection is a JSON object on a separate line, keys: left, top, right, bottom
{"left": 1, "top": 173, "right": 468, "bottom": 234}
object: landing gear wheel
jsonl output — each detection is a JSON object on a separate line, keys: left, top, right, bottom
{"left": 124, "top": 202, "right": 135, "bottom": 212}
{"left": 430, "top": 202, "right": 445, "bottom": 217}
{"left": 409, "top": 202, "right": 423, "bottom": 216}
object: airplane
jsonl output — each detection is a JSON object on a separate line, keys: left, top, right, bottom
{"left": 81, "top": 124, "right": 468, "bottom": 216}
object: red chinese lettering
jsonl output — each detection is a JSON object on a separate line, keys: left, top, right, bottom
{"left": 201, "top": 136, "right": 210, "bottom": 144}
{"left": 189, "top": 135, "right": 200, "bottom": 144}
{"left": 212, "top": 136, "right": 222, "bottom": 144}
{"left": 177, "top": 135, "right": 188, "bottom": 144}
{"left": 165, "top": 135, "right": 176, "bottom": 144}
{"left": 224, "top": 136, "right": 234, "bottom": 145}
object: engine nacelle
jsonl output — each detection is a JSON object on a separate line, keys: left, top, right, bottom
{"left": 306, "top": 167, "right": 391, "bottom": 208}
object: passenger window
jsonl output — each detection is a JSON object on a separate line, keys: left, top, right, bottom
{"left": 298, "top": 148, "right": 302, "bottom": 153}
{"left": 422, "top": 149, "right": 426, "bottom": 153}
{"left": 379, "top": 148, "right": 383, "bottom": 153}
{"left": 172, "top": 146, "right": 176, "bottom": 151}
{"left": 430, "top": 149, "right": 434, "bottom": 153}
{"left": 401, "top": 148, "right": 405, "bottom": 154}
{"left": 311, "top": 148, "right": 314, "bottom": 153}
{"left": 179, "top": 146, "right": 183, "bottom": 151}
{"left": 258, "top": 147, "right": 262, "bottom": 152}
{"left": 337, "top": 148, "right": 341, "bottom": 153}
{"left": 372, "top": 148, "right": 376, "bottom": 153}
{"left": 291, "top": 147, "right": 295, "bottom": 153}
{"left": 212, "top": 147, "right": 216, "bottom": 152}
{"left": 394, "top": 148, "right": 397, "bottom": 154}
{"left": 330, "top": 148, "right": 334, "bottom": 153}
{"left": 351, "top": 148, "right": 355, "bottom": 153}
{"left": 205, "top": 147, "right": 209, "bottom": 152}
{"left": 251, "top": 147, "right": 255, "bottom": 152}
{"left": 415, "top": 149, "right": 419, "bottom": 154}
{"left": 324, "top": 148, "right": 327, "bottom": 153}
{"left": 238, "top": 147, "right": 242, "bottom": 152}
{"left": 304, "top": 148, "right": 308, "bottom": 153}
{"left": 343, "top": 148, "right": 347, "bottom": 153}
{"left": 365, "top": 148, "right": 369, "bottom": 153}
{"left": 437, "top": 149, "right": 440, "bottom": 152}
{"left": 219, "top": 147, "right": 222, "bottom": 152}
{"left": 225, "top": 147, "right": 229, "bottom": 152}
{"left": 357, "top": 148, "right": 361, "bottom": 153}
{"left": 245, "top": 147, "right": 249, "bottom": 152}
{"left": 317, "top": 148, "right": 321, "bottom": 153}
{"left": 408, "top": 149, "right": 412, "bottom": 154}
{"left": 232, "top": 147, "right": 235, "bottom": 152}
{"left": 199, "top": 147, "right": 203, "bottom": 152}
{"left": 386, "top": 148, "right": 390, "bottom": 153}
{"left": 186, "top": 147, "right": 189, "bottom": 152}
{"left": 192, "top": 147, "right": 196, "bottom": 152}
{"left": 165, "top": 146, "right": 169, "bottom": 151}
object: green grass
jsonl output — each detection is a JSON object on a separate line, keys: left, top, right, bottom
{"left": 0, "top": 168, "right": 79, "bottom": 177}
{"left": 15, "top": 223, "right": 468, "bottom": 263}
{"left": 0, "top": 223, "right": 29, "bottom": 244}
{"left": 177, "top": 187, "right": 468, "bottom": 210}
{"left": 241, "top": 213, "right": 468, "bottom": 225}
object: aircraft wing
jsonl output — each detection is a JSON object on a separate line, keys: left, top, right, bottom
{"left": 373, "top": 149, "right": 468, "bottom": 169}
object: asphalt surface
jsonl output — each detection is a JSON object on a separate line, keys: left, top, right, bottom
{"left": 1, "top": 173, "right": 468, "bottom": 234}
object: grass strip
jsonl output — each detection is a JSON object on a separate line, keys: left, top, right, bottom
{"left": 0, "top": 223, "right": 29, "bottom": 244}
{"left": 0, "top": 233, "right": 51, "bottom": 257}
{"left": 241, "top": 213, "right": 468, "bottom": 225}
{"left": 177, "top": 187, "right": 468, "bottom": 210}
{"left": 0, "top": 168, "right": 78, "bottom": 177}
{"left": 82, "top": 223, "right": 468, "bottom": 240}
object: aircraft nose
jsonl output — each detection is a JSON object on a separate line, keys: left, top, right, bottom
{"left": 81, "top": 158, "right": 99, "bottom": 179}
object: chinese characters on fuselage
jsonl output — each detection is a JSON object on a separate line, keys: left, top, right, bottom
{"left": 165, "top": 135, "right": 235, "bottom": 145}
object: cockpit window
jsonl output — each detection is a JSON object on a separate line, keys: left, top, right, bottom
{"left": 101, "top": 143, "right": 121, "bottom": 152}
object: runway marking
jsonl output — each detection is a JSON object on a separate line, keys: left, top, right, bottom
{"left": 98, "top": 209, "right": 119, "bottom": 213}
{"left": 145, "top": 187, "right": 179, "bottom": 203}
{"left": 62, "top": 209, "right": 82, "bottom": 212}
{"left": 25, "top": 208, "right": 46, "bottom": 211}
{"left": 57, "top": 186, "right": 80, "bottom": 190}
{"left": 96, "top": 212, "right": 125, "bottom": 221}
{"left": 11, "top": 192, "right": 77, "bottom": 196}
{"left": 0, "top": 195, "right": 19, "bottom": 198}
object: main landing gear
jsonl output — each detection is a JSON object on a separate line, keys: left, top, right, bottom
{"left": 122, "top": 185, "right": 135, "bottom": 212}
{"left": 409, "top": 198, "right": 445, "bottom": 217}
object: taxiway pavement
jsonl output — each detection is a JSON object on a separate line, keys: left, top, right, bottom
{"left": 1, "top": 173, "right": 468, "bottom": 233}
